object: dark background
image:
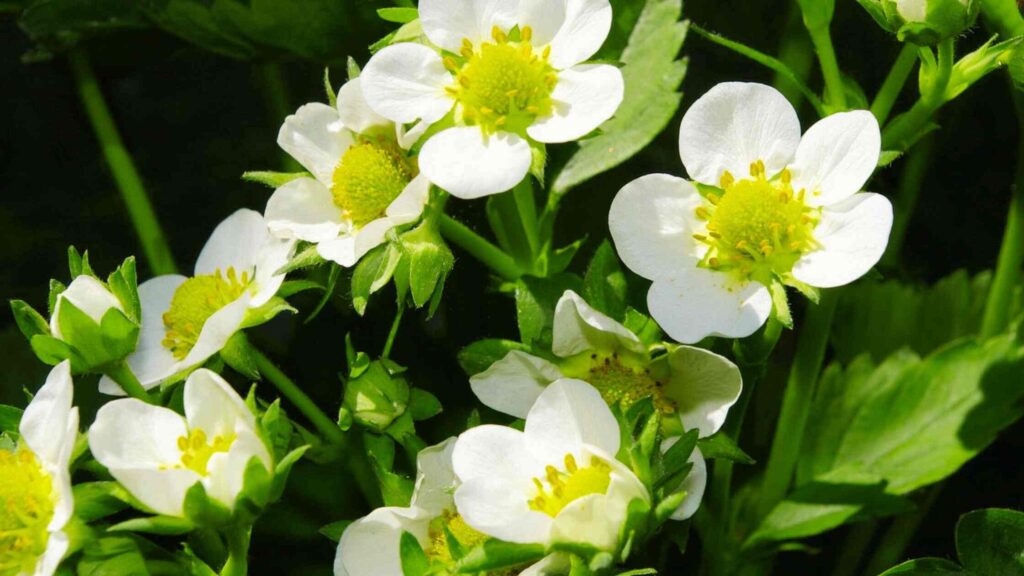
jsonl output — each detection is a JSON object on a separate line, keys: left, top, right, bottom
{"left": 1, "top": 0, "right": 1021, "bottom": 574}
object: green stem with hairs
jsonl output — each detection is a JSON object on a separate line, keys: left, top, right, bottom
{"left": 439, "top": 214, "right": 521, "bottom": 280}
{"left": 757, "top": 290, "right": 839, "bottom": 520}
{"left": 807, "top": 25, "right": 847, "bottom": 109}
{"left": 382, "top": 304, "right": 405, "bottom": 360}
{"left": 68, "top": 48, "right": 178, "bottom": 276}
{"left": 871, "top": 44, "right": 919, "bottom": 125}
{"left": 219, "top": 524, "right": 251, "bottom": 576}
{"left": 104, "top": 361, "right": 156, "bottom": 404}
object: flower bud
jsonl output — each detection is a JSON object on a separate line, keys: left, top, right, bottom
{"left": 342, "top": 360, "right": 410, "bottom": 432}
{"left": 858, "top": 0, "right": 979, "bottom": 45}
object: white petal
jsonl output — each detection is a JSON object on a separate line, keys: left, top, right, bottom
{"left": 469, "top": 350, "right": 561, "bottom": 419}
{"left": 204, "top": 432, "right": 271, "bottom": 510}
{"left": 521, "top": 0, "right": 613, "bottom": 68}
{"left": 665, "top": 445, "right": 706, "bottom": 521}
{"left": 454, "top": 476, "right": 553, "bottom": 544}
{"left": 107, "top": 468, "right": 200, "bottom": 518}
{"left": 663, "top": 346, "right": 742, "bottom": 437}
{"left": 549, "top": 494, "right": 616, "bottom": 550}
{"left": 896, "top": 0, "right": 927, "bottom": 22}
{"left": 278, "top": 102, "right": 352, "bottom": 185}
{"left": 397, "top": 119, "right": 431, "bottom": 150}
{"left": 195, "top": 209, "right": 268, "bottom": 277}
{"left": 453, "top": 424, "right": 538, "bottom": 484}
{"left": 552, "top": 290, "right": 643, "bottom": 357}
{"left": 317, "top": 218, "right": 394, "bottom": 268}
{"left": 648, "top": 270, "right": 772, "bottom": 344}
{"left": 20, "top": 361, "right": 74, "bottom": 467}
{"left": 338, "top": 77, "right": 391, "bottom": 134}
{"left": 419, "top": 0, "right": 518, "bottom": 52}
{"left": 50, "top": 276, "right": 122, "bottom": 339}
{"left": 179, "top": 294, "right": 250, "bottom": 371}
{"left": 251, "top": 236, "right": 296, "bottom": 309}
{"left": 184, "top": 369, "right": 259, "bottom": 437}
{"left": 88, "top": 399, "right": 187, "bottom": 469}
{"left": 525, "top": 379, "right": 620, "bottom": 462}
{"left": 335, "top": 507, "right": 432, "bottom": 576}
{"left": 411, "top": 438, "right": 458, "bottom": 515}
{"left": 385, "top": 173, "right": 431, "bottom": 225}
{"left": 48, "top": 466, "right": 74, "bottom": 532}
{"left": 100, "top": 275, "right": 184, "bottom": 394}
{"left": 265, "top": 177, "right": 344, "bottom": 243}
{"left": 789, "top": 110, "right": 881, "bottom": 207}
{"left": 792, "top": 192, "right": 893, "bottom": 288}
{"left": 679, "top": 82, "right": 801, "bottom": 187}
{"left": 34, "top": 529, "right": 68, "bottom": 576}
{"left": 608, "top": 174, "right": 705, "bottom": 281}
{"left": 361, "top": 43, "right": 454, "bottom": 125}
{"left": 419, "top": 127, "right": 531, "bottom": 199}
{"left": 527, "top": 64, "right": 623, "bottom": 143}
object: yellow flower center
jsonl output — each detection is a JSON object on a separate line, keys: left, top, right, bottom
{"left": 528, "top": 454, "right": 612, "bottom": 518}
{"left": 562, "top": 352, "right": 677, "bottom": 415}
{"left": 331, "top": 138, "right": 416, "bottom": 229}
{"left": 693, "top": 161, "right": 821, "bottom": 285}
{"left": 174, "top": 428, "right": 235, "bottom": 476}
{"left": 0, "top": 448, "right": 54, "bottom": 576}
{"left": 445, "top": 26, "right": 557, "bottom": 134}
{"left": 426, "top": 510, "right": 488, "bottom": 563}
{"left": 162, "top": 268, "right": 250, "bottom": 360}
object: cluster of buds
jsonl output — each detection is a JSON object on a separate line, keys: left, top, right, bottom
{"left": 857, "top": 0, "right": 980, "bottom": 45}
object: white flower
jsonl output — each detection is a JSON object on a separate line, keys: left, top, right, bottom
{"left": 360, "top": 0, "right": 624, "bottom": 199}
{"left": 335, "top": 439, "right": 565, "bottom": 575}
{"left": 0, "top": 361, "right": 78, "bottom": 576}
{"left": 49, "top": 275, "right": 123, "bottom": 341}
{"left": 453, "top": 379, "right": 649, "bottom": 551}
{"left": 470, "top": 290, "right": 729, "bottom": 519}
{"left": 88, "top": 369, "right": 273, "bottom": 518}
{"left": 896, "top": 0, "right": 969, "bottom": 23}
{"left": 609, "top": 82, "right": 893, "bottom": 344}
{"left": 99, "top": 209, "right": 295, "bottom": 394}
{"left": 265, "top": 77, "right": 431, "bottom": 267}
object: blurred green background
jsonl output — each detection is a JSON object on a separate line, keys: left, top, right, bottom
{"left": 1, "top": 0, "right": 1021, "bottom": 573}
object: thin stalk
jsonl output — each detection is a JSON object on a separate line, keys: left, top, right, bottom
{"left": 382, "top": 304, "right": 405, "bottom": 360}
{"left": 871, "top": 44, "right": 919, "bottom": 125}
{"left": 772, "top": 4, "right": 816, "bottom": 109}
{"left": 832, "top": 521, "right": 878, "bottom": 576}
{"left": 219, "top": 524, "right": 251, "bottom": 576}
{"left": 68, "top": 49, "right": 178, "bottom": 276}
{"left": 245, "top": 339, "right": 345, "bottom": 446}
{"left": 439, "top": 214, "right": 521, "bottom": 280}
{"left": 862, "top": 484, "right": 943, "bottom": 576}
{"left": 807, "top": 25, "right": 847, "bottom": 109}
{"left": 104, "top": 361, "right": 156, "bottom": 404}
{"left": 882, "top": 135, "right": 936, "bottom": 267}
{"left": 882, "top": 41, "right": 954, "bottom": 151}
{"left": 758, "top": 291, "right": 839, "bottom": 519}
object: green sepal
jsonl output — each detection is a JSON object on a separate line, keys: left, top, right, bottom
{"left": 109, "top": 515, "right": 196, "bottom": 536}
{"left": 0, "top": 405, "right": 23, "bottom": 434}
{"left": 456, "top": 540, "right": 548, "bottom": 573}
{"left": 947, "top": 35, "right": 1023, "bottom": 101}
{"left": 529, "top": 141, "right": 547, "bottom": 183}
{"left": 324, "top": 67, "right": 338, "bottom": 106}
{"left": 30, "top": 334, "right": 85, "bottom": 370}
{"left": 10, "top": 299, "right": 50, "bottom": 340}
{"left": 73, "top": 482, "right": 133, "bottom": 523}
{"left": 697, "top": 432, "right": 756, "bottom": 465}
{"left": 616, "top": 497, "right": 652, "bottom": 562}
{"left": 352, "top": 243, "right": 402, "bottom": 315}
{"left": 242, "top": 170, "right": 311, "bottom": 189}
{"left": 396, "top": 221, "right": 455, "bottom": 311}
{"left": 234, "top": 456, "right": 274, "bottom": 524}
{"left": 346, "top": 56, "right": 361, "bottom": 81}
{"left": 47, "top": 279, "right": 65, "bottom": 317}
{"left": 457, "top": 339, "right": 531, "bottom": 376}
{"left": 408, "top": 388, "right": 442, "bottom": 421}
{"left": 654, "top": 489, "right": 689, "bottom": 524}
{"left": 769, "top": 280, "right": 794, "bottom": 329}
{"left": 655, "top": 429, "right": 698, "bottom": 494}
{"left": 344, "top": 360, "right": 410, "bottom": 432}
{"left": 182, "top": 482, "right": 233, "bottom": 529}
{"left": 377, "top": 7, "right": 418, "bottom": 23}
{"left": 276, "top": 243, "right": 325, "bottom": 276}
{"left": 623, "top": 308, "right": 663, "bottom": 347}
{"left": 68, "top": 246, "right": 97, "bottom": 279}
{"left": 107, "top": 256, "right": 141, "bottom": 323}
{"left": 270, "top": 445, "right": 310, "bottom": 502}
{"left": 319, "top": 520, "right": 352, "bottom": 543}
{"left": 399, "top": 531, "right": 430, "bottom": 576}
{"left": 221, "top": 333, "right": 261, "bottom": 381}
{"left": 242, "top": 296, "right": 297, "bottom": 330}
{"left": 364, "top": 432, "right": 414, "bottom": 507}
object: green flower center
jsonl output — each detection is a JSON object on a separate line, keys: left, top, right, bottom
{"left": 445, "top": 26, "right": 557, "bottom": 134}
{"left": 331, "top": 139, "right": 416, "bottom": 229}
{"left": 693, "top": 162, "right": 821, "bottom": 285}
{"left": 162, "top": 268, "right": 250, "bottom": 360}
{"left": 528, "top": 454, "right": 611, "bottom": 518}
{"left": 0, "top": 448, "right": 54, "bottom": 576}
{"left": 173, "top": 428, "right": 235, "bottom": 476}
{"left": 562, "top": 352, "right": 677, "bottom": 415}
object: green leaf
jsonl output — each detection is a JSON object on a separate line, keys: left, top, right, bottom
{"left": 408, "top": 388, "right": 442, "bottom": 421}
{"left": 18, "top": 0, "right": 148, "bottom": 57}
{"left": 457, "top": 339, "right": 531, "bottom": 376}
{"left": 73, "top": 482, "right": 132, "bottom": 522}
{"left": 697, "top": 432, "right": 755, "bottom": 465}
{"left": 515, "top": 273, "right": 583, "bottom": 348}
{"left": 583, "top": 240, "right": 628, "bottom": 320}
{"left": 552, "top": 0, "right": 688, "bottom": 194}
{"left": 110, "top": 515, "right": 196, "bottom": 536}
{"left": 456, "top": 540, "right": 548, "bottom": 572}
{"left": 956, "top": 508, "right": 1024, "bottom": 576}
{"left": 9, "top": 300, "right": 49, "bottom": 340}
{"left": 0, "top": 405, "right": 23, "bottom": 434}
{"left": 77, "top": 535, "right": 150, "bottom": 576}
{"left": 377, "top": 7, "right": 417, "bottom": 23}
{"left": 364, "top": 432, "right": 413, "bottom": 507}
{"left": 399, "top": 531, "right": 430, "bottom": 576}
{"left": 242, "top": 170, "right": 310, "bottom": 189}
{"left": 319, "top": 519, "right": 352, "bottom": 543}
{"left": 878, "top": 558, "right": 967, "bottom": 575}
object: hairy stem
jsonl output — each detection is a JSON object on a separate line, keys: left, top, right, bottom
{"left": 68, "top": 48, "right": 178, "bottom": 276}
{"left": 807, "top": 25, "right": 847, "bottom": 109}
{"left": 103, "top": 361, "right": 156, "bottom": 404}
{"left": 439, "top": 214, "right": 521, "bottom": 280}
{"left": 871, "top": 44, "right": 919, "bottom": 125}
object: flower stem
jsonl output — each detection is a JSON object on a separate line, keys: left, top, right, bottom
{"left": 807, "top": 25, "right": 846, "bottom": 110}
{"left": 103, "top": 361, "right": 156, "bottom": 404}
{"left": 382, "top": 304, "right": 405, "bottom": 360}
{"left": 67, "top": 48, "right": 178, "bottom": 276}
{"left": 758, "top": 291, "right": 839, "bottom": 520}
{"left": 439, "top": 214, "right": 521, "bottom": 280}
{"left": 219, "top": 524, "right": 251, "bottom": 576}
{"left": 871, "top": 44, "right": 919, "bottom": 125}
{"left": 244, "top": 340, "right": 344, "bottom": 446}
